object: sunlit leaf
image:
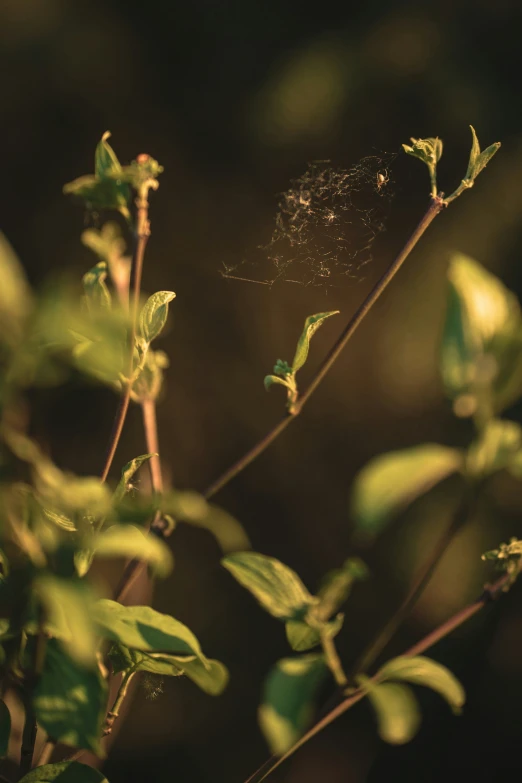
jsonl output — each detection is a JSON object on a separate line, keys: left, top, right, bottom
{"left": 222, "top": 552, "right": 315, "bottom": 620}
{"left": 285, "top": 613, "right": 344, "bottom": 653}
{"left": 82, "top": 261, "right": 111, "bottom": 312}
{"left": 351, "top": 444, "right": 462, "bottom": 537}
{"left": 292, "top": 311, "right": 339, "bottom": 374}
{"left": 33, "top": 575, "right": 98, "bottom": 667}
{"left": 139, "top": 291, "right": 176, "bottom": 343}
{"left": 466, "top": 419, "right": 522, "bottom": 478}
{"left": 94, "top": 131, "right": 122, "bottom": 179}
{"left": 264, "top": 374, "right": 292, "bottom": 392}
{"left": 34, "top": 640, "right": 107, "bottom": 755}
{"left": 91, "top": 524, "right": 173, "bottom": 577}
{"left": 0, "top": 232, "right": 33, "bottom": 347}
{"left": 173, "top": 501, "right": 251, "bottom": 553}
{"left": 93, "top": 600, "right": 205, "bottom": 658}
{"left": 258, "top": 654, "right": 327, "bottom": 754}
{"left": 0, "top": 699, "right": 11, "bottom": 757}
{"left": 377, "top": 656, "right": 465, "bottom": 714}
{"left": 465, "top": 126, "right": 501, "bottom": 181}
{"left": 19, "top": 762, "right": 108, "bottom": 782}
{"left": 358, "top": 675, "right": 420, "bottom": 745}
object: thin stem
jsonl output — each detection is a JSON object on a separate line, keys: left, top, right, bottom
{"left": 100, "top": 188, "right": 151, "bottom": 483}
{"left": 243, "top": 573, "right": 509, "bottom": 783}
{"left": 354, "top": 481, "right": 480, "bottom": 675}
{"left": 321, "top": 632, "right": 348, "bottom": 688}
{"left": 141, "top": 398, "right": 163, "bottom": 494}
{"left": 204, "top": 196, "right": 445, "bottom": 500}
{"left": 104, "top": 671, "right": 137, "bottom": 736}
{"left": 36, "top": 740, "right": 54, "bottom": 767}
{"left": 19, "top": 626, "right": 46, "bottom": 777}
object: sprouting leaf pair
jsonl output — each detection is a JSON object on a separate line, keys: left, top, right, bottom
{"left": 403, "top": 125, "right": 500, "bottom": 202}
{"left": 264, "top": 310, "right": 339, "bottom": 413}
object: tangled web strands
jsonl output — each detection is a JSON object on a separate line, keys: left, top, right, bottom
{"left": 223, "top": 153, "right": 396, "bottom": 288}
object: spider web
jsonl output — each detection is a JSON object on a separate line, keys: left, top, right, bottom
{"left": 222, "top": 153, "right": 397, "bottom": 288}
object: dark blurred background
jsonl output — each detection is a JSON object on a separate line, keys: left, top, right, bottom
{"left": 2, "top": 0, "right": 522, "bottom": 781}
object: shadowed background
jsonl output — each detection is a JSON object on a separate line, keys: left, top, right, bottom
{"left": 2, "top": 0, "right": 522, "bottom": 781}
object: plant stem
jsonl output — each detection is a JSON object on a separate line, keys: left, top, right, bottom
{"left": 244, "top": 572, "right": 509, "bottom": 783}
{"left": 353, "top": 481, "right": 480, "bottom": 676}
{"left": 320, "top": 632, "right": 348, "bottom": 688}
{"left": 19, "top": 625, "right": 47, "bottom": 777}
{"left": 100, "top": 187, "right": 151, "bottom": 483}
{"left": 141, "top": 398, "right": 163, "bottom": 494}
{"left": 103, "top": 671, "right": 137, "bottom": 736}
{"left": 204, "top": 196, "right": 445, "bottom": 500}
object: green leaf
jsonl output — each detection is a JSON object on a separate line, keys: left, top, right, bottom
{"left": 0, "top": 699, "right": 11, "bottom": 757}
{"left": 377, "top": 656, "right": 465, "bottom": 714}
{"left": 92, "top": 600, "right": 205, "bottom": 658}
{"left": 402, "top": 136, "right": 443, "bottom": 166}
{"left": 19, "top": 762, "right": 108, "bottom": 782}
{"left": 34, "top": 640, "right": 107, "bottom": 755}
{"left": 95, "top": 131, "right": 122, "bottom": 179}
{"left": 82, "top": 261, "right": 111, "bottom": 312}
{"left": 0, "top": 232, "right": 33, "bottom": 347}
{"left": 139, "top": 291, "right": 176, "bottom": 343}
{"left": 440, "top": 253, "right": 522, "bottom": 414}
{"left": 465, "top": 126, "right": 501, "bottom": 181}
{"left": 285, "top": 613, "right": 344, "bottom": 653}
{"left": 171, "top": 499, "right": 251, "bottom": 553}
{"left": 258, "top": 654, "right": 327, "bottom": 754}
{"left": 33, "top": 575, "right": 98, "bottom": 667}
{"left": 63, "top": 174, "right": 131, "bottom": 219}
{"left": 292, "top": 311, "right": 339, "bottom": 374}
{"left": 358, "top": 675, "right": 421, "bottom": 745}
{"left": 109, "top": 645, "right": 229, "bottom": 695}
{"left": 351, "top": 444, "right": 462, "bottom": 537}
{"left": 466, "top": 419, "right": 522, "bottom": 478}
{"left": 222, "top": 552, "right": 315, "bottom": 621}
{"left": 91, "top": 524, "right": 173, "bottom": 577}
{"left": 113, "top": 454, "right": 155, "bottom": 505}
{"left": 130, "top": 349, "right": 169, "bottom": 402}
{"left": 315, "top": 557, "right": 369, "bottom": 621}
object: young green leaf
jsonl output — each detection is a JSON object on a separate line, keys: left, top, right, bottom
{"left": 357, "top": 675, "right": 421, "bottom": 745}
{"left": 139, "top": 291, "right": 176, "bottom": 343}
{"left": 222, "top": 552, "right": 315, "bottom": 621}
{"left": 90, "top": 524, "right": 173, "bottom": 577}
{"left": 466, "top": 419, "right": 522, "bottom": 478}
{"left": 130, "top": 349, "right": 169, "bottom": 402}
{"left": 34, "top": 640, "right": 107, "bottom": 756}
{"left": 465, "top": 126, "right": 501, "bottom": 182}
{"left": 19, "top": 762, "right": 108, "bottom": 782}
{"left": 171, "top": 501, "right": 251, "bottom": 553}
{"left": 402, "top": 137, "right": 443, "bottom": 195}
{"left": 292, "top": 311, "right": 339, "bottom": 374}
{"left": 264, "top": 374, "right": 293, "bottom": 392}
{"left": 0, "top": 699, "right": 11, "bottom": 757}
{"left": 113, "top": 453, "right": 155, "bottom": 505}
{"left": 377, "top": 656, "right": 465, "bottom": 714}
{"left": 258, "top": 654, "right": 327, "bottom": 754}
{"left": 33, "top": 575, "right": 98, "bottom": 667}
{"left": 82, "top": 261, "right": 111, "bottom": 312}
{"left": 285, "top": 613, "right": 344, "bottom": 653}
{"left": 92, "top": 600, "right": 205, "bottom": 658}
{"left": 351, "top": 444, "right": 462, "bottom": 537}
{"left": 315, "top": 557, "right": 369, "bottom": 621}
{"left": 95, "top": 131, "right": 122, "bottom": 179}
{"left": 109, "top": 645, "right": 228, "bottom": 695}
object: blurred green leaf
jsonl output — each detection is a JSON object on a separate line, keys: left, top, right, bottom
{"left": 0, "top": 233, "right": 33, "bottom": 348}
{"left": 131, "top": 349, "right": 169, "bottom": 402}
{"left": 258, "top": 654, "right": 327, "bottom": 754}
{"left": 113, "top": 454, "right": 155, "bottom": 505}
{"left": 0, "top": 699, "right": 11, "bottom": 757}
{"left": 91, "top": 524, "right": 173, "bottom": 577}
{"left": 264, "top": 374, "right": 292, "bottom": 392}
{"left": 285, "top": 613, "right": 343, "bottom": 653}
{"left": 95, "top": 131, "right": 122, "bottom": 179}
{"left": 466, "top": 419, "right": 522, "bottom": 478}
{"left": 292, "top": 311, "right": 339, "bottom": 374}
{"left": 19, "top": 762, "right": 108, "bottom": 782}
{"left": 357, "top": 675, "right": 420, "bottom": 745}
{"left": 222, "top": 552, "right": 315, "bottom": 620}
{"left": 34, "top": 640, "right": 107, "bottom": 755}
{"left": 139, "top": 291, "right": 176, "bottom": 343}
{"left": 82, "top": 261, "right": 111, "bottom": 312}
{"left": 315, "top": 557, "right": 369, "bottom": 621}
{"left": 377, "top": 656, "right": 465, "bottom": 714}
{"left": 33, "top": 575, "right": 98, "bottom": 668}
{"left": 173, "top": 500, "right": 251, "bottom": 553}
{"left": 93, "top": 600, "right": 205, "bottom": 658}
{"left": 440, "top": 253, "right": 522, "bottom": 415}
{"left": 351, "top": 444, "right": 462, "bottom": 537}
